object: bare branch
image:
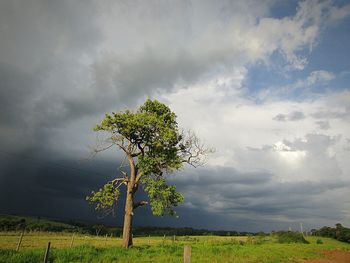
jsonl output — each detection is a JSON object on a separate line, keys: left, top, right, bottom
{"left": 133, "top": 201, "right": 148, "bottom": 209}
{"left": 88, "top": 143, "right": 114, "bottom": 158}
{"left": 179, "top": 129, "right": 215, "bottom": 167}
{"left": 109, "top": 177, "right": 129, "bottom": 185}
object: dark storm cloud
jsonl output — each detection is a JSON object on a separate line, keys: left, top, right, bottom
{"left": 92, "top": 50, "right": 208, "bottom": 104}
{"left": 0, "top": 0, "right": 108, "bottom": 151}
{"left": 0, "top": 0, "right": 124, "bottom": 204}
{"left": 1, "top": 0, "right": 349, "bottom": 232}
{"left": 0, "top": 148, "right": 125, "bottom": 221}
{"left": 167, "top": 132, "right": 349, "bottom": 230}
{"left": 0, "top": 0, "right": 227, "bottom": 226}
{"left": 0, "top": 63, "right": 40, "bottom": 126}
{"left": 170, "top": 166, "right": 348, "bottom": 229}
{"left": 0, "top": 0, "right": 253, "bottom": 139}
{"left": 0, "top": 0, "right": 108, "bottom": 127}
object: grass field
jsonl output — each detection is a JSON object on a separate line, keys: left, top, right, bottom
{"left": 0, "top": 232, "right": 349, "bottom": 262}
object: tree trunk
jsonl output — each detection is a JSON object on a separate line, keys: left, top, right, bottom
{"left": 122, "top": 154, "right": 137, "bottom": 248}
{"left": 122, "top": 182, "right": 134, "bottom": 248}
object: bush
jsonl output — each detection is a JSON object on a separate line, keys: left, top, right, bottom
{"left": 312, "top": 223, "right": 350, "bottom": 243}
{"left": 275, "top": 231, "right": 309, "bottom": 244}
{"left": 316, "top": 239, "right": 323, "bottom": 244}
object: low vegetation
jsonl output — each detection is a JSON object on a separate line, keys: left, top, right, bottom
{"left": 311, "top": 223, "right": 350, "bottom": 243}
{"left": 1, "top": 215, "right": 349, "bottom": 262}
{"left": 0, "top": 232, "right": 349, "bottom": 262}
{"left": 274, "top": 231, "right": 309, "bottom": 244}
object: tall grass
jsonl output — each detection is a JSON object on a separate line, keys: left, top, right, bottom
{"left": 0, "top": 234, "right": 349, "bottom": 263}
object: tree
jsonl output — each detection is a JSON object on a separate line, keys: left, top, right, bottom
{"left": 86, "top": 99, "right": 212, "bottom": 248}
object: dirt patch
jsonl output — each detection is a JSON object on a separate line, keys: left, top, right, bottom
{"left": 302, "top": 250, "right": 350, "bottom": 263}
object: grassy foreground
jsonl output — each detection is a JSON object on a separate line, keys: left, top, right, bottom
{"left": 0, "top": 233, "right": 349, "bottom": 262}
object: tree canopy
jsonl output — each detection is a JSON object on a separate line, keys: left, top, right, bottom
{"left": 86, "top": 99, "right": 212, "bottom": 247}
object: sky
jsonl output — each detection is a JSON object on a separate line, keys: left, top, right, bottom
{"left": 0, "top": 0, "right": 349, "bottom": 232}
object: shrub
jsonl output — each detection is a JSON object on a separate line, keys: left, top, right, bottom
{"left": 275, "top": 231, "right": 309, "bottom": 244}
{"left": 312, "top": 223, "right": 350, "bottom": 243}
{"left": 316, "top": 239, "right": 323, "bottom": 244}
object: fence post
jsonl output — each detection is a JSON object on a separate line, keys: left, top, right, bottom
{"left": 70, "top": 233, "right": 75, "bottom": 248}
{"left": 43, "top": 242, "right": 51, "bottom": 263}
{"left": 184, "top": 245, "right": 191, "bottom": 263}
{"left": 16, "top": 231, "right": 24, "bottom": 252}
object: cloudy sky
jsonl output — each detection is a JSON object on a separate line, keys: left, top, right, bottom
{"left": 0, "top": 0, "right": 350, "bottom": 232}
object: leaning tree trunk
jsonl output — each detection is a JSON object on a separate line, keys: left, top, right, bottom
{"left": 122, "top": 182, "right": 134, "bottom": 248}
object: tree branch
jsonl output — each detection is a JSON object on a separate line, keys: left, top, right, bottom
{"left": 135, "top": 172, "right": 144, "bottom": 184}
{"left": 131, "top": 151, "right": 142, "bottom": 157}
{"left": 179, "top": 130, "right": 214, "bottom": 167}
{"left": 109, "top": 177, "right": 129, "bottom": 185}
{"left": 116, "top": 142, "right": 129, "bottom": 154}
{"left": 133, "top": 201, "right": 148, "bottom": 209}
{"left": 89, "top": 143, "right": 114, "bottom": 158}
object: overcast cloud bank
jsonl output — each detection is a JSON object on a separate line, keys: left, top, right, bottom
{"left": 0, "top": 0, "right": 349, "bottom": 231}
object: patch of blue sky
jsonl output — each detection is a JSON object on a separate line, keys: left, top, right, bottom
{"left": 244, "top": 15, "right": 350, "bottom": 102}
{"left": 268, "top": 0, "right": 299, "bottom": 19}
{"left": 243, "top": 51, "right": 306, "bottom": 95}
{"left": 308, "top": 19, "right": 350, "bottom": 74}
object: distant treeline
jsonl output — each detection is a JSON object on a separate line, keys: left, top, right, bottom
{"left": 0, "top": 214, "right": 263, "bottom": 236}
{"left": 131, "top": 226, "right": 264, "bottom": 237}
{"left": 311, "top": 223, "right": 350, "bottom": 243}
{"left": 5, "top": 214, "right": 349, "bottom": 242}
{"left": 0, "top": 214, "right": 119, "bottom": 236}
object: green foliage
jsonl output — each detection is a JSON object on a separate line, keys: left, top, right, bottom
{"left": 143, "top": 178, "right": 184, "bottom": 216}
{"left": 312, "top": 223, "right": 350, "bottom": 243}
{"left": 90, "top": 99, "right": 193, "bottom": 217}
{"left": 274, "top": 231, "right": 309, "bottom": 244}
{"left": 94, "top": 99, "right": 183, "bottom": 177}
{"left": 316, "top": 239, "right": 323, "bottom": 244}
{"left": 86, "top": 183, "right": 120, "bottom": 211}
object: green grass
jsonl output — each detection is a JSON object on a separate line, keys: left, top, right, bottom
{"left": 0, "top": 233, "right": 349, "bottom": 262}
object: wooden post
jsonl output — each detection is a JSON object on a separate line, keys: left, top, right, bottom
{"left": 104, "top": 234, "right": 108, "bottom": 246}
{"left": 70, "top": 233, "right": 75, "bottom": 248}
{"left": 184, "top": 245, "right": 191, "bottom": 263}
{"left": 162, "top": 234, "right": 166, "bottom": 246}
{"left": 173, "top": 235, "right": 176, "bottom": 243}
{"left": 16, "top": 231, "right": 24, "bottom": 252}
{"left": 43, "top": 242, "right": 51, "bottom": 263}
